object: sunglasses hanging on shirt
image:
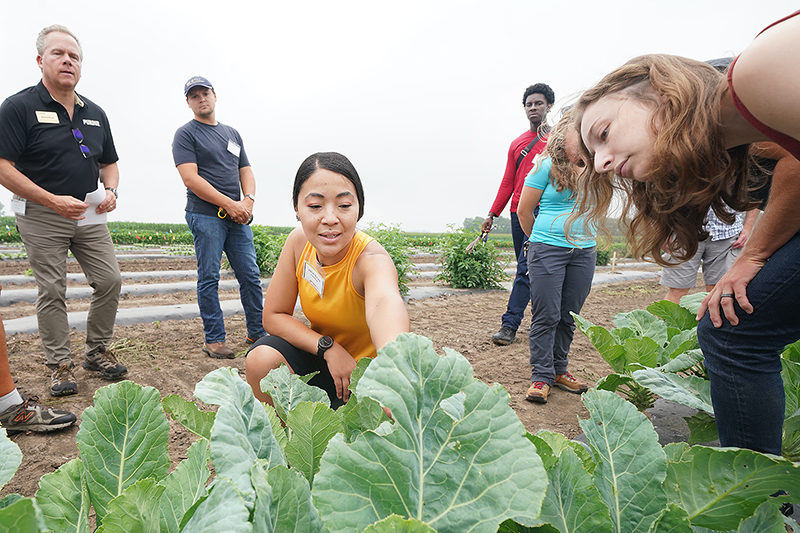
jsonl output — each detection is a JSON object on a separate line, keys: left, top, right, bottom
{"left": 71, "top": 128, "right": 91, "bottom": 158}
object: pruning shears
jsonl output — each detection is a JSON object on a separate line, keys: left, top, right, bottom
{"left": 466, "top": 230, "right": 490, "bottom": 253}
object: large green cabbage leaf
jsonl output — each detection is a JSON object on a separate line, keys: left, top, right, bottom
{"left": 157, "top": 437, "right": 210, "bottom": 533}
{"left": 260, "top": 364, "right": 329, "bottom": 421}
{"left": 689, "top": 500, "right": 793, "bottom": 533}
{"left": 572, "top": 314, "right": 626, "bottom": 373}
{"left": 180, "top": 477, "right": 252, "bottom": 533}
{"left": 613, "top": 309, "right": 668, "bottom": 346}
{"left": 537, "top": 446, "right": 613, "bottom": 532}
{"left": 663, "top": 442, "right": 800, "bottom": 530}
{"left": 580, "top": 389, "right": 668, "bottom": 533}
{"left": 0, "top": 497, "right": 46, "bottom": 533}
{"left": 76, "top": 381, "right": 170, "bottom": 525}
{"left": 93, "top": 478, "right": 164, "bottom": 533}
{"left": 783, "top": 358, "right": 800, "bottom": 418}
{"left": 631, "top": 369, "right": 713, "bottom": 413}
{"left": 161, "top": 394, "right": 215, "bottom": 440}
{"left": 250, "top": 462, "right": 325, "bottom": 533}
{"left": 647, "top": 504, "right": 692, "bottom": 533}
{"left": 195, "top": 367, "right": 285, "bottom": 498}
{"left": 284, "top": 401, "right": 342, "bottom": 486}
{"left": 36, "top": 458, "right": 90, "bottom": 533}
{"left": 0, "top": 428, "right": 21, "bottom": 492}
{"left": 313, "top": 333, "right": 547, "bottom": 533}
{"left": 646, "top": 300, "right": 696, "bottom": 331}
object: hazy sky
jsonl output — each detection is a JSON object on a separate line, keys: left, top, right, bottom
{"left": 0, "top": 1, "right": 795, "bottom": 232}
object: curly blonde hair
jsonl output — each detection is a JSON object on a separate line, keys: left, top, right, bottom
{"left": 544, "top": 110, "right": 582, "bottom": 195}
{"left": 571, "top": 54, "right": 756, "bottom": 265}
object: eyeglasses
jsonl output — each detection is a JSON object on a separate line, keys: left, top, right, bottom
{"left": 71, "top": 128, "right": 91, "bottom": 158}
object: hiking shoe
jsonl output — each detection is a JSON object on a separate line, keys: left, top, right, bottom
{"left": 492, "top": 327, "right": 516, "bottom": 346}
{"left": 555, "top": 372, "right": 589, "bottom": 394}
{"left": 50, "top": 363, "right": 78, "bottom": 397}
{"left": 0, "top": 394, "right": 77, "bottom": 435}
{"left": 245, "top": 334, "right": 264, "bottom": 346}
{"left": 525, "top": 382, "right": 550, "bottom": 404}
{"left": 203, "top": 342, "right": 234, "bottom": 359}
{"left": 83, "top": 348, "right": 128, "bottom": 379}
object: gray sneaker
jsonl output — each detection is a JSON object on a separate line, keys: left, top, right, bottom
{"left": 492, "top": 326, "right": 516, "bottom": 346}
{"left": 50, "top": 363, "right": 78, "bottom": 397}
{"left": 83, "top": 348, "right": 127, "bottom": 379}
{"left": 0, "top": 394, "right": 77, "bottom": 435}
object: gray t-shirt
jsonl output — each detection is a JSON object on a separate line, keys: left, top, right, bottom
{"left": 172, "top": 119, "right": 250, "bottom": 216}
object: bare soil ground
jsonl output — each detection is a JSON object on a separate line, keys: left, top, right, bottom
{"left": 0, "top": 255, "right": 677, "bottom": 499}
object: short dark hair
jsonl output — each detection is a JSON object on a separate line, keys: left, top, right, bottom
{"left": 523, "top": 83, "right": 555, "bottom": 106}
{"left": 293, "top": 152, "right": 365, "bottom": 220}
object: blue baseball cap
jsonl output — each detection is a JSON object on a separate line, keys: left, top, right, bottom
{"left": 184, "top": 76, "right": 214, "bottom": 96}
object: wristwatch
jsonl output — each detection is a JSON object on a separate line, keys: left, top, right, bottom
{"left": 105, "top": 187, "right": 118, "bottom": 199}
{"left": 317, "top": 335, "right": 333, "bottom": 358}
{"left": 244, "top": 194, "right": 255, "bottom": 202}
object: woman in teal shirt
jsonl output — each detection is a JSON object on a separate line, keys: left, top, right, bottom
{"left": 517, "top": 112, "right": 597, "bottom": 404}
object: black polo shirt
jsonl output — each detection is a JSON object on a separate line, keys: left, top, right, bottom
{"left": 0, "top": 81, "right": 118, "bottom": 200}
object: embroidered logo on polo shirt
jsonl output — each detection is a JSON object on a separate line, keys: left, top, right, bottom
{"left": 83, "top": 119, "right": 101, "bottom": 127}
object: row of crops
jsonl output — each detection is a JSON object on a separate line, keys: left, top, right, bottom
{"left": 1, "top": 329, "right": 797, "bottom": 532}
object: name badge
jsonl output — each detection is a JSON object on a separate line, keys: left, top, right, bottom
{"left": 227, "top": 140, "right": 241, "bottom": 158}
{"left": 11, "top": 197, "right": 25, "bottom": 216}
{"left": 35, "top": 111, "right": 59, "bottom": 124}
{"left": 302, "top": 261, "right": 325, "bottom": 298}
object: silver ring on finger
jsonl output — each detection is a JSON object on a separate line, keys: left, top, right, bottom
{"left": 720, "top": 293, "right": 734, "bottom": 298}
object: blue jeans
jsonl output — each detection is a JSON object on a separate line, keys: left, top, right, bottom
{"left": 501, "top": 211, "right": 536, "bottom": 331}
{"left": 186, "top": 212, "right": 267, "bottom": 344}
{"left": 697, "top": 231, "right": 800, "bottom": 455}
{"left": 527, "top": 243, "right": 596, "bottom": 385}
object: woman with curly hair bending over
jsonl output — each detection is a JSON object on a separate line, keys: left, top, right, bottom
{"left": 572, "top": 11, "right": 800, "bottom": 455}
{"left": 245, "top": 152, "right": 409, "bottom": 409}
{"left": 517, "top": 111, "right": 596, "bottom": 404}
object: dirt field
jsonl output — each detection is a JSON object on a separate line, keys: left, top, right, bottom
{"left": 0, "top": 255, "right": 674, "bottom": 499}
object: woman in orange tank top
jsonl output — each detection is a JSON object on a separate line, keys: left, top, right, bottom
{"left": 245, "top": 152, "right": 409, "bottom": 409}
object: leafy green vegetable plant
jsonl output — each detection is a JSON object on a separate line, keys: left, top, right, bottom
{"left": 0, "top": 334, "right": 547, "bottom": 532}
{"left": 2, "top": 333, "right": 799, "bottom": 532}
{"left": 363, "top": 222, "right": 412, "bottom": 295}
{"left": 571, "top": 306, "right": 692, "bottom": 412}
{"left": 575, "top": 297, "right": 800, "bottom": 458}
{"left": 513, "top": 389, "right": 800, "bottom": 533}
{"left": 436, "top": 225, "right": 508, "bottom": 289}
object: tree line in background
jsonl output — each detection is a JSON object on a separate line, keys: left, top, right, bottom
{"left": 463, "top": 215, "right": 511, "bottom": 233}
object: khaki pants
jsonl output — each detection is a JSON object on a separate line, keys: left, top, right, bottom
{"left": 15, "top": 200, "right": 121, "bottom": 368}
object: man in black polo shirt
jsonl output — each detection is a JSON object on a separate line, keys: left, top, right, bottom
{"left": 0, "top": 24, "right": 127, "bottom": 397}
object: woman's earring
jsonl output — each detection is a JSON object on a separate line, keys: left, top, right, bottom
{"left": 295, "top": 214, "right": 300, "bottom": 221}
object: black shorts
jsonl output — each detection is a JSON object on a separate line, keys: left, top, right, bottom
{"left": 247, "top": 334, "right": 344, "bottom": 409}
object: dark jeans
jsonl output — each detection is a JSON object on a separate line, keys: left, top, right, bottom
{"left": 186, "top": 212, "right": 267, "bottom": 344}
{"left": 501, "top": 211, "right": 536, "bottom": 331}
{"left": 697, "top": 231, "right": 800, "bottom": 455}
{"left": 527, "top": 242, "right": 596, "bottom": 385}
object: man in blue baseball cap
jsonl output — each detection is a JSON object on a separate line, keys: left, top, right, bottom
{"left": 172, "top": 76, "right": 267, "bottom": 358}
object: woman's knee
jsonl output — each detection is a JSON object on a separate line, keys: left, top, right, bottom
{"left": 245, "top": 346, "right": 288, "bottom": 398}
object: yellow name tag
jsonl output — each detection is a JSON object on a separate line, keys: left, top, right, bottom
{"left": 35, "top": 111, "right": 59, "bottom": 124}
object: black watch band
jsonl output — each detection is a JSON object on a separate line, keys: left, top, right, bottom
{"left": 317, "top": 335, "right": 333, "bottom": 358}
{"left": 105, "top": 187, "right": 118, "bottom": 199}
